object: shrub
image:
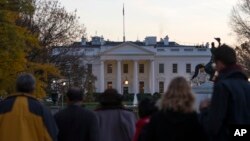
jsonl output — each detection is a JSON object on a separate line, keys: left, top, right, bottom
{"left": 84, "top": 93, "right": 95, "bottom": 102}
{"left": 136, "top": 93, "right": 152, "bottom": 102}
{"left": 152, "top": 92, "right": 161, "bottom": 101}
{"left": 123, "top": 93, "right": 134, "bottom": 102}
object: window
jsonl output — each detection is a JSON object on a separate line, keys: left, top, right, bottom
{"left": 159, "top": 63, "right": 164, "bottom": 73}
{"left": 123, "top": 64, "right": 128, "bottom": 73}
{"left": 107, "top": 64, "right": 112, "bottom": 73}
{"left": 87, "top": 64, "right": 92, "bottom": 73}
{"left": 139, "top": 64, "right": 144, "bottom": 73}
{"left": 139, "top": 81, "right": 144, "bottom": 94}
{"left": 186, "top": 64, "right": 191, "bottom": 73}
{"left": 197, "top": 48, "right": 207, "bottom": 51}
{"left": 123, "top": 87, "right": 129, "bottom": 94}
{"left": 172, "top": 64, "right": 178, "bottom": 73}
{"left": 85, "top": 48, "right": 94, "bottom": 52}
{"left": 157, "top": 49, "right": 165, "bottom": 52}
{"left": 184, "top": 49, "right": 193, "bottom": 51}
{"left": 159, "top": 81, "right": 164, "bottom": 94}
{"left": 170, "top": 49, "right": 180, "bottom": 52}
{"left": 107, "top": 82, "right": 112, "bottom": 89}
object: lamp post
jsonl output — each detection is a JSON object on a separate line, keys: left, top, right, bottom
{"left": 67, "top": 63, "right": 71, "bottom": 87}
{"left": 51, "top": 80, "right": 58, "bottom": 106}
{"left": 123, "top": 77, "right": 129, "bottom": 94}
{"left": 124, "top": 79, "right": 129, "bottom": 85}
{"left": 61, "top": 81, "right": 66, "bottom": 108}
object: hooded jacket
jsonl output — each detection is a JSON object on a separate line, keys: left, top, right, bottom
{"left": 0, "top": 93, "right": 58, "bottom": 141}
{"left": 142, "top": 110, "right": 207, "bottom": 141}
{"left": 200, "top": 65, "right": 250, "bottom": 141}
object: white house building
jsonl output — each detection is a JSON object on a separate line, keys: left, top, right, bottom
{"left": 53, "top": 36, "right": 211, "bottom": 94}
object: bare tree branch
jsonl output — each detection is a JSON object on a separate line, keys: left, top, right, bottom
{"left": 231, "top": 0, "right": 250, "bottom": 41}
{"left": 19, "top": 0, "right": 86, "bottom": 63}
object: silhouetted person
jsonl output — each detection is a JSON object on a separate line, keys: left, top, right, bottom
{"left": 143, "top": 77, "right": 207, "bottom": 141}
{"left": 133, "top": 98, "right": 157, "bottom": 141}
{"left": 54, "top": 88, "right": 99, "bottom": 141}
{"left": 95, "top": 89, "right": 136, "bottom": 141}
{"left": 200, "top": 44, "right": 250, "bottom": 141}
{"left": 0, "top": 73, "right": 58, "bottom": 141}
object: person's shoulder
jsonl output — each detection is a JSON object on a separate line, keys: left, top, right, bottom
{"left": 74, "top": 107, "right": 98, "bottom": 122}
{"left": 119, "top": 108, "right": 136, "bottom": 116}
{"left": 27, "top": 96, "right": 51, "bottom": 117}
{"left": 54, "top": 107, "right": 68, "bottom": 118}
{"left": 214, "top": 80, "right": 227, "bottom": 90}
{"left": 185, "top": 111, "right": 199, "bottom": 120}
{"left": 61, "top": 106, "right": 96, "bottom": 117}
{"left": 27, "top": 96, "right": 45, "bottom": 109}
{"left": 0, "top": 96, "right": 16, "bottom": 114}
{"left": 0, "top": 96, "right": 16, "bottom": 105}
{"left": 152, "top": 110, "right": 198, "bottom": 119}
{"left": 149, "top": 111, "right": 163, "bottom": 121}
{"left": 81, "top": 107, "right": 96, "bottom": 117}
{"left": 186, "top": 111, "right": 198, "bottom": 116}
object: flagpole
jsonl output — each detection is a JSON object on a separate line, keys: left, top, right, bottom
{"left": 123, "top": 3, "right": 125, "bottom": 42}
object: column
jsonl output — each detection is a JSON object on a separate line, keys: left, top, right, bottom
{"left": 117, "top": 60, "right": 122, "bottom": 94}
{"left": 100, "top": 60, "right": 105, "bottom": 92}
{"left": 150, "top": 60, "right": 155, "bottom": 94}
{"left": 133, "top": 60, "right": 138, "bottom": 94}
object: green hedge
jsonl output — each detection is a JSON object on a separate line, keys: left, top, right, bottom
{"left": 152, "top": 92, "right": 161, "bottom": 101}
{"left": 136, "top": 93, "right": 151, "bottom": 101}
{"left": 83, "top": 92, "right": 162, "bottom": 103}
{"left": 123, "top": 93, "right": 134, "bottom": 102}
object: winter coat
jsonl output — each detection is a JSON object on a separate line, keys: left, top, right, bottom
{"left": 200, "top": 65, "right": 250, "bottom": 141}
{"left": 95, "top": 107, "right": 136, "bottom": 141}
{"left": 54, "top": 104, "right": 99, "bottom": 141}
{"left": 0, "top": 93, "right": 58, "bottom": 141}
{"left": 142, "top": 110, "right": 207, "bottom": 141}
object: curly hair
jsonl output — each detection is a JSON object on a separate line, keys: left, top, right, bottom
{"left": 157, "top": 77, "right": 195, "bottom": 113}
{"left": 214, "top": 44, "right": 237, "bottom": 66}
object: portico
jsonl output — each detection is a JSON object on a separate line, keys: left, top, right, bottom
{"left": 99, "top": 59, "right": 155, "bottom": 94}
{"left": 99, "top": 42, "right": 156, "bottom": 94}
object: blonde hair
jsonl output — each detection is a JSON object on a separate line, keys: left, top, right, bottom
{"left": 157, "top": 77, "right": 195, "bottom": 113}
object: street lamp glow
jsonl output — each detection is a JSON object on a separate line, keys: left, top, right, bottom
{"left": 62, "top": 82, "right": 66, "bottom": 86}
{"left": 124, "top": 80, "right": 129, "bottom": 85}
{"left": 52, "top": 80, "right": 56, "bottom": 83}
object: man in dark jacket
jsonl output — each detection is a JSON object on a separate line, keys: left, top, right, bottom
{"left": 0, "top": 73, "right": 58, "bottom": 141}
{"left": 200, "top": 44, "right": 250, "bottom": 140}
{"left": 54, "top": 87, "right": 99, "bottom": 141}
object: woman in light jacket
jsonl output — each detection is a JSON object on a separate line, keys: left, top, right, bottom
{"left": 95, "top": 88, "right": 136, "bottom": 141}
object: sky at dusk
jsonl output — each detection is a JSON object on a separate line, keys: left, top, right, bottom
{"left": 59, "top": 0, "right": 237, "bottom": 46}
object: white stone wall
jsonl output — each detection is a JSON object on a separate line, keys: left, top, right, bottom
{"left": 90, "top": 56, "right": 210, "bottom": 94}
{"left": 154, "top": 56, "right": 210, "bottom": 92}
{"left": 54, "top": 42, "right": 211, "bottom": 94}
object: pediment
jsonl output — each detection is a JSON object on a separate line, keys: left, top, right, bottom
{"left": 101, "top": 42, "right": 155, "bottom": 55}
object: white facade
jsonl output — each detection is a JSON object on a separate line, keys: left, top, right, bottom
{"left": 53, "top": 37, "right": 211, "bottom": 94}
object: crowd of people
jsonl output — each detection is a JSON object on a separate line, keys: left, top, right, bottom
{"left": 0, "top": 44, "right": 250, "bottom": 141}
